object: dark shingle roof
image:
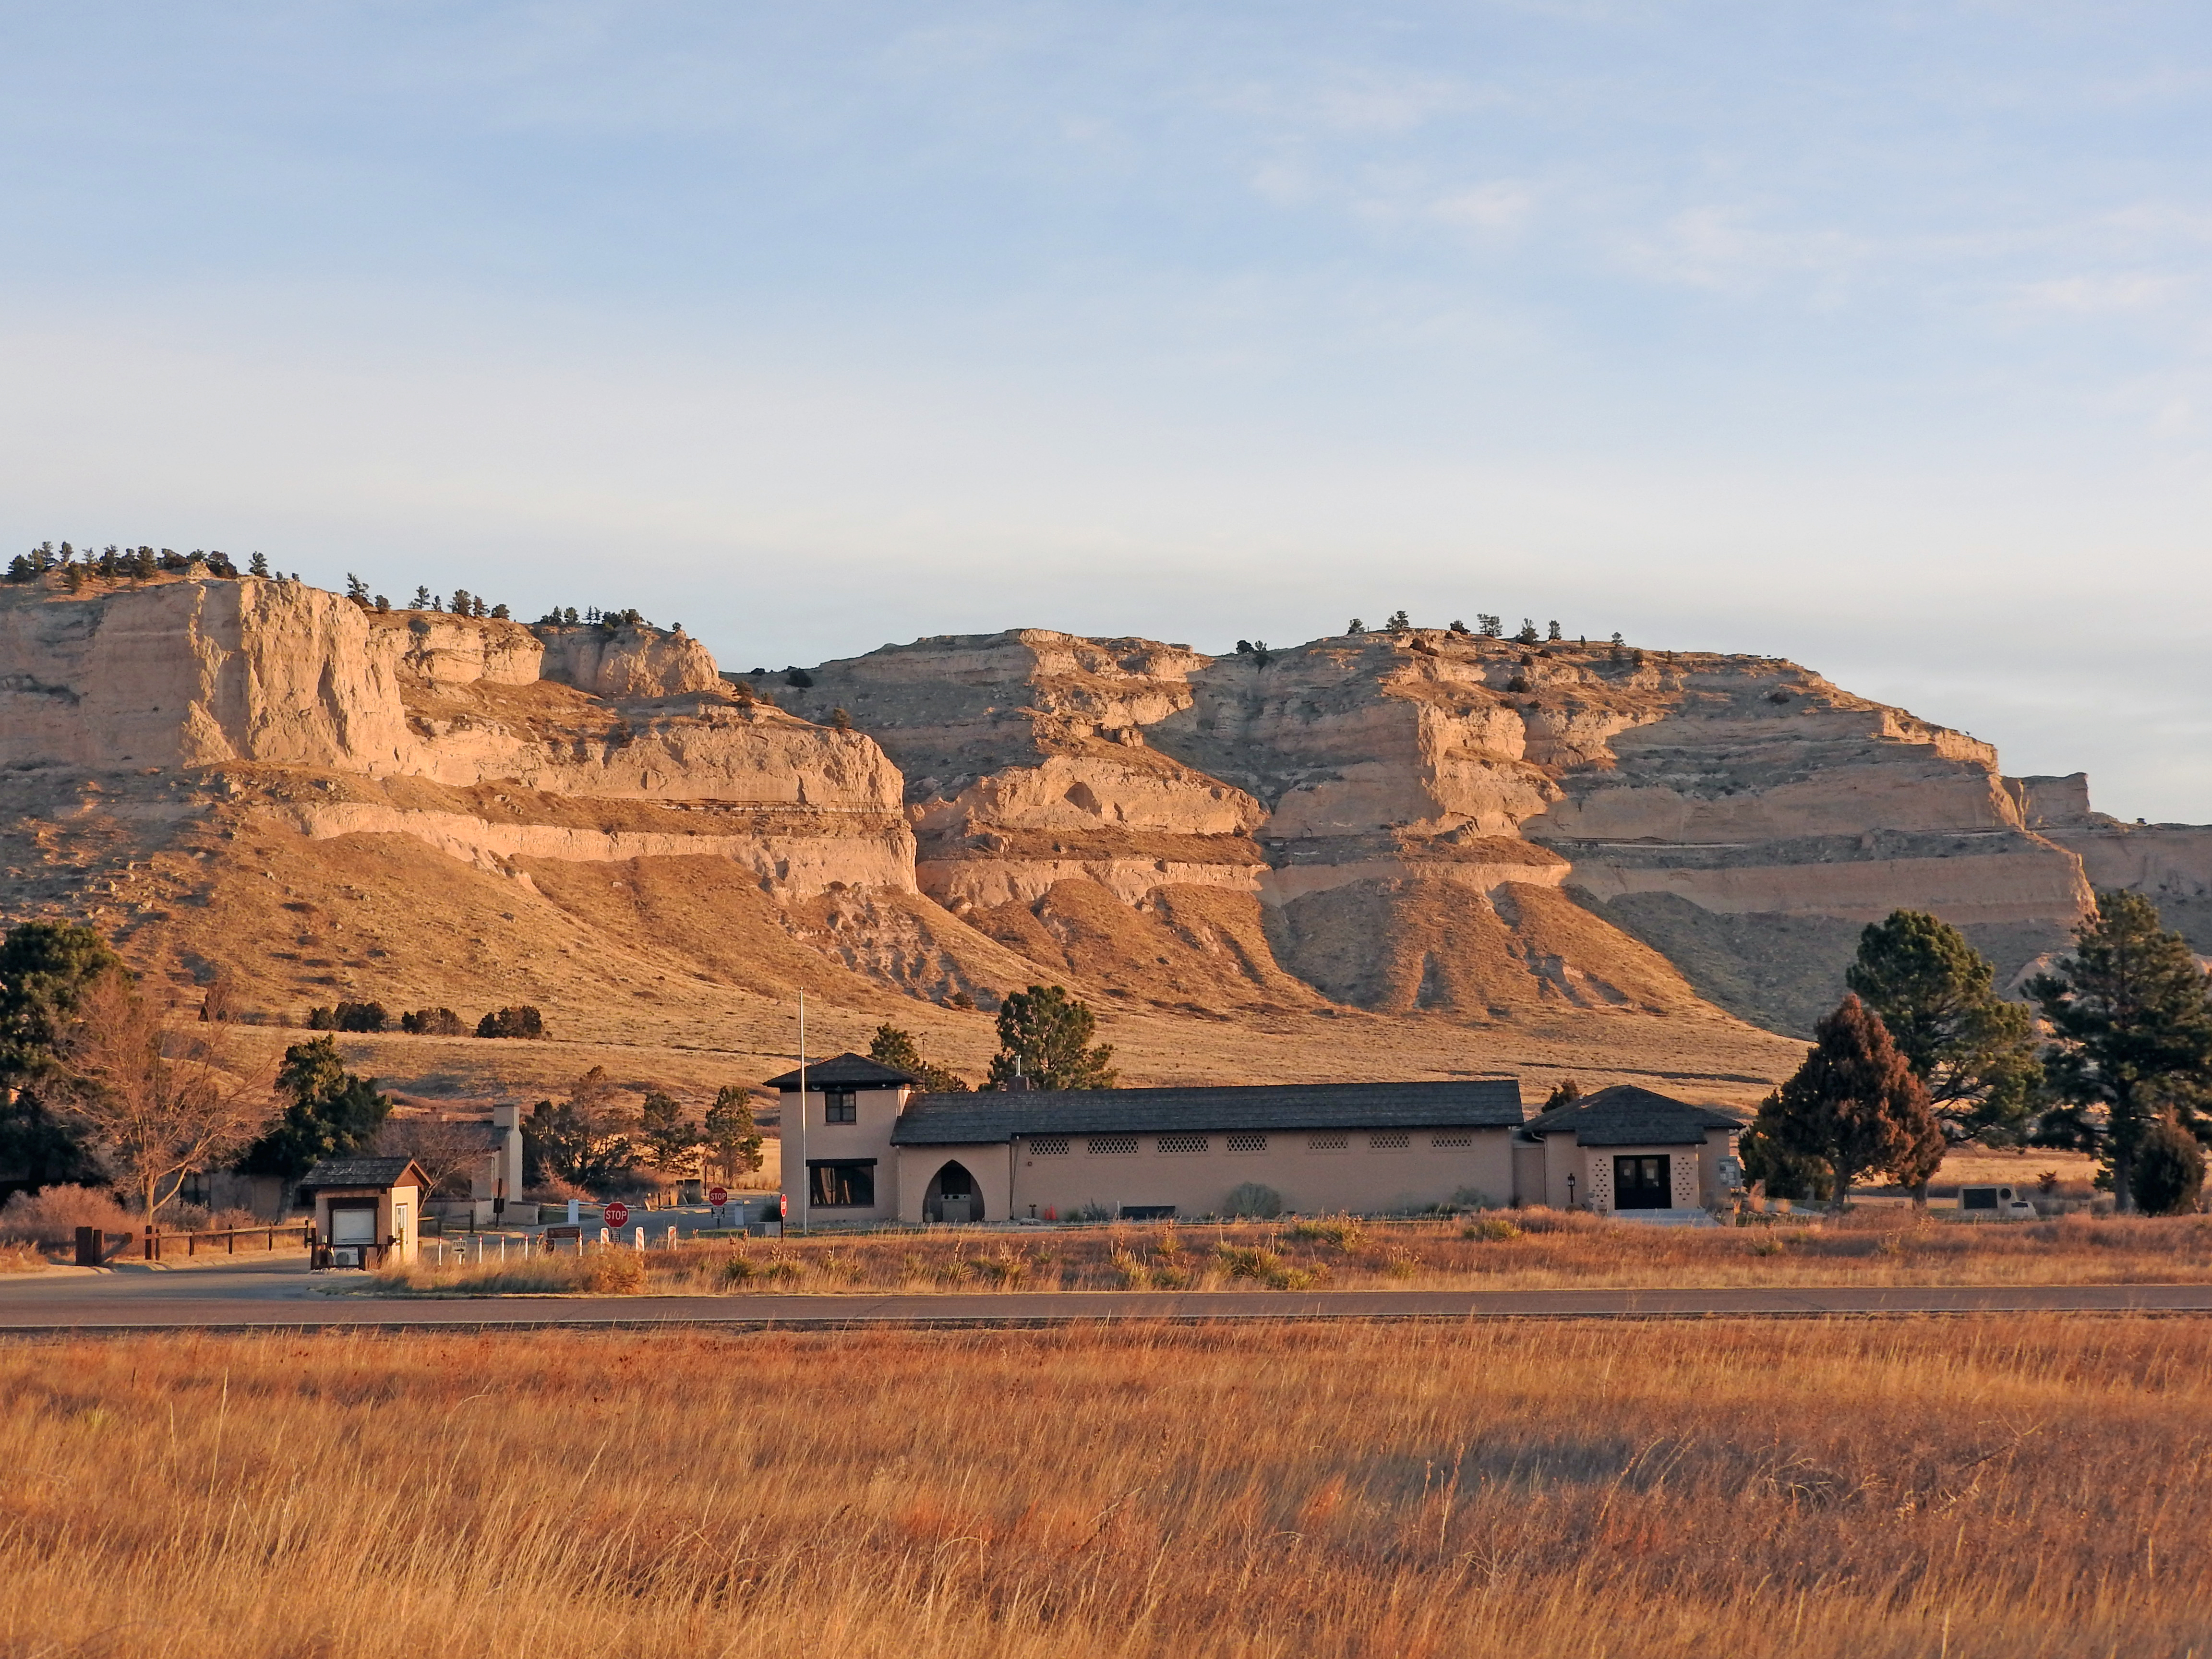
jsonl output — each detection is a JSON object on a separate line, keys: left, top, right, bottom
{"left": 297, "top": 1157, "right": 428, "bottom": 1191}
{"left": 891, "top": 1079, "right": 1524, "bottom": 1145}
{"left": 762, "top": 1051, "right": 919, "bottom": 1091}
{"left": 1522, "top": 1084, "right": 1744, "bottom": 1147}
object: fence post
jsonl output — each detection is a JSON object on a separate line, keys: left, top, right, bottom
{"left": 75, "top": 1226, "right": 99, "bottom": 1268}
{"left": 664, "top": 1225, "right": 678, "bottom": 1251}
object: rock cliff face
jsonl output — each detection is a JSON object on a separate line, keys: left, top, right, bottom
{"left": 3, "top": 575, "right": 2197, "bottom": 1046}
{"left": 0, "top": 574, "right": 915, "bottom": 905}
{"left": 781, "top": 627, "right": 2135, "bottom": 1033}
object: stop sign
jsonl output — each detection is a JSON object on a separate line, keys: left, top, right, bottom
{"left": 708, "top": 1185, "right": 728, "bottom": 1206}
{"left": 603, "top": 1201, "right": 629, "bottom": 1229}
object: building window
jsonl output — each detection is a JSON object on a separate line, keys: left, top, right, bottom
{"left": 824, "top": 1089, "right": 856, "bottom": 1125}
{"left": 1307, "top": 1132, "right": 1347, "bottom": 1152}
{"left": 1226, "top": 1132, "right": 1267, "bottom": 1153}
{"left": 1087, "top": 1135, "right": 1139, "bottom": 1155}
{"left": 1370, "top": 1131, "right": 1410, "bottom": 1151}
{"left": 808, "top": 1161, "right": 876, "bottom": 1207}
{"left": 1157, "top": 1133, "right": 1207, "bottom": 1154}
{"left": 1031, "top": 1136, "right": 1070, "bottom": 1155}
{"left": 1431, "top": 1132, "right": 1472, "bottom": 1148}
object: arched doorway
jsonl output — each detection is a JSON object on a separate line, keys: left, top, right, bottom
{"left": 924, "top": 1160, "right": 981, "bottom": 1224}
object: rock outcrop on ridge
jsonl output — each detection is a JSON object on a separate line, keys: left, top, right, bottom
{"left": 3, "top": 571, "right": 2200, "bottom": 1047}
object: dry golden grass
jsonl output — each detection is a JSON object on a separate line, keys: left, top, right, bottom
{"left": 559, "top": 1210, "right": 2212, "bottom": 1296}
{"left": 0, "top": 1243, "right": 48, "bottom": 1275}
{"left": 1, "top": 1319, "right": 2207, "bottom": 1657}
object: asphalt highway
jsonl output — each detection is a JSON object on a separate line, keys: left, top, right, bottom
{"left": 2, "top": 1260, "right": 2210, "bottom": 1330}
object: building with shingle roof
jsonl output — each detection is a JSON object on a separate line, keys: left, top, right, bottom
{"left": 1513, "top": 1086, "right": 1745, "bottom": 1214}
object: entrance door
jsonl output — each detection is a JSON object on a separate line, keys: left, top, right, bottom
{"left": 926, "top": 1161, "right": 978, "bottom": 1224}
{"left": 1612, "top": 1155, "right": 1671, "bottom": 1210}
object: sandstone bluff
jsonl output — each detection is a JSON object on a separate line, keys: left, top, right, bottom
{"left": 3, "top": 570, "right": 2203, "bottom": 1098}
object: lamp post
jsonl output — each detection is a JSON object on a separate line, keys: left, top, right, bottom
{"left": 1566, "top": 1173, "right": 1576, "bottom": 1211}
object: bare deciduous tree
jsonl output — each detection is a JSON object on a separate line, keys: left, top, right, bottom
{"left": 373, "top": 1111, "right": 494, "bottom": 1198}
{"left": 59, "top": 973, "right": 276, "bottom": 1227}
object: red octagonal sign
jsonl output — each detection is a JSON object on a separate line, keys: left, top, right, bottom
{"left": 603, "top": 1202, "right": 630, "bottom": 1229}
{"left": 708, "top": 1186, "right": 729, "bottom": 1206}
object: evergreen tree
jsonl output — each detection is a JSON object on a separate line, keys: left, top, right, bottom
{"left": 1346, "top": 618, "right": 1365, "bottom": 635}
{"left": 1514, "top": 619, "right": 1541, "bottom": 644}
{"left": 2132, "top": 1113, "right": 2206, "bottom": 1215}
{"left": 236, "top": 1037, "right": 391, "bottom": 1189}
{"left": 2029, "top": 890, "right": 2212, "bottom": 1211}
{"left": 411, "top": 586, "right": 433, "bottom": 610}
{"left": 1478, "top": 615, "right": 1502, "bottom": 637}
{"left": 867, "top": 1022, "right": 970, "bottom": 1093}
{"left": 345, "top": 573, "right": 370, "bottom": 604}
{"left": 248, "top": 551, "right": 270, "bottom": 577}
{"left": 986, "top": 986, "right": 1117, "bottom": 1091}
{"left": 1547, "top": 620, "right": 1563, "bottom": 641}
{"left": 1845, "top": 910, "right": 2042, "bottom": 1145}
{"left": 448, "top": 588, "right": 470, "bottom": 616}
{"left": 702, "top": 1086, "right": 766, "bottom": 1184}
{"left": 134, "top": 548, "right": 156, "bottom": 578}
{"left": 1755, "top": 993, "right": 1945, "bottom": 1208}
{"left": 523, "top": 1067, "right": 635, "bottom": 1190}
{"left": 1386, "top": 609, "right": 1411, "bottom": 632}
{"left": 637, "top": 1090, "right": 700, "bottom": 1175}
{"left": 0, "top": 922, "right": 123, "bottom": 1189}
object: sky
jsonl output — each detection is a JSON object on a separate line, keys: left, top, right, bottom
{"left": 4, "top": 2, "right": 2212, "bottom": 817}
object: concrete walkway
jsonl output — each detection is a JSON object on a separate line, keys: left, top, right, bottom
{"left": 2, "top": 1262, "right": 2211, "bottom": 1330}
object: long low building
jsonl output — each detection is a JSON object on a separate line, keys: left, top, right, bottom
{"left": 766, "top": 1056, "right": 1743, "bottom": 1224}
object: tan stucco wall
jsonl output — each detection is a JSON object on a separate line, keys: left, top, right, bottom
{"left": 313, "top": 1181, "right": 418, "bottom": 1262}
{"left": 896, "top": 1127, "right": 1515, "bottom": 1222}
{"left": 780, "top": 1085, "right": 911, "bottom": 1224}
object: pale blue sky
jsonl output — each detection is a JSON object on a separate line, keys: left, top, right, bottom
{"left": 6, "top": 3, "right": 2212, "bottom": 816}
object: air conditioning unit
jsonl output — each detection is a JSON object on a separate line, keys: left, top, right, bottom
{"left": 329, "top": 1245, "right": 363, "bottom": 1268}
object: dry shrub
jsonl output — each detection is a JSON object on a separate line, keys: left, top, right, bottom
{"left": 632, "top": 1210, "right": 2212, "bottom": 1294}
{"left": 373, "top": 1247, "right": 647, "bottom": 1296}
{"left": 0, "top": 1184, "right": 135, "bottom": 1241}
{"left": 0, "top": 1242, "right": 49, "bottom": 1274}
{"left": 0, "top": 1319, "right": 2207, "bottom": 1657}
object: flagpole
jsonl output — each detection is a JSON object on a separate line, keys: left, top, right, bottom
{"left": 796, "top": 991, "right": 808, "bottom": 1236}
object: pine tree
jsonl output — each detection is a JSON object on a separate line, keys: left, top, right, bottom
{"left": 237, "top": 1037, "right": 391, "bottom": 1192}
{"left": 1514, "top": 619, "right": 1540, "bottom": 644}
{"left": 1386, "top": 609, "right": 1410, "bottom": 633}
{"left": 1846, "top": 910, "right": 2042, "bottom": 1146}
{"left": 702, "top": 1086, "right": 766, "bottom": 1183}
{"left": 2029, "top": 890, "right": 2212, "bottom": 1212}
{"left": 1346, "top": 618, "right": 1366, "bottom": 635}
{"left": 986, "top": 985, "right": 1117, "bottom": 1091}
{"left": 867, "top": 1022, "right": 971, "bottom": 1093}
{"left": 1756, "top": 993, "right": 1945, "bottom": 1208}
{"left": 411, "top": 586, "right": 432, "bottom": 610}
{"left": 637, "top": 1091, "right": 701, "bottom": 1176}
{"left": 345, "top": 574, "right": 370, "bottom": 605}
{"left": 249, "top": 551, "right": 270, "bottom": 577}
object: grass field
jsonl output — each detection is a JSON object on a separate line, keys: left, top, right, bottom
{"left": 383, "top": 1209, "right": 2212, "bottom": 1296}
{"left": 1, "top": 1319, "right": 2206, "bottom": 1657}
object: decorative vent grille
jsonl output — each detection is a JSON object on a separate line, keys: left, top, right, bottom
{"left": 1431, "top": 1132, "right": 1473, "bottom": 1148}
{"left": 1226, "top": 1132, "right": 1267, "bottom": 1153}
{"left": 1087, "top": 1135, "right": 1140, "bottom": 1155}
{"left": 1157, "top": 1133, "right": 1208, "bottom": 1154}
{"left": 1370, "top": 1131, "right": 1411, "bottom": 1151}
{"left": 1031, "top": 1136, "right": 1070, "bottom": 1155}
{"left": 1307, "top": 1132, "right": 1348, "bottom": 1152}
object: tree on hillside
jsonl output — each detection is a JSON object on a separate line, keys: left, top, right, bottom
{"left": 868, "top": 1022, "right": 971, "bottom": 1093}
{"left": 58, "top": 972, "right": 276, "bottom": 1226}
{"left": 1845, "top": 910, "right": 2042, "bottom": 1147}
{"left": 986, "top": 986, "right": 1117, "bottom": 1092}
{"left": 1754, "top": 993, "right": 1944, "bottom": 1209}
{"left": 236, "top": 1036, "right": 391, "bottom": 1202}
{"left": 702, "top": 1086, "right": 765, "bottom": 1186}
{"left": 1385, "top": 610, "right": 1410, "bottom": 633}
{"left": 2029, "top": 890, "right": 2212, "bottom": 1212}
{"left": 1542, "top": 1079, "right": 1583, "bottom": 1111}
{"left": 0, "top": 922, "right": 123, "bottom": 1190}
{"left": 248, "top": 551, "right": 270, "bottom": 577}
{"left": 410, "top": 585, "right": 432, "bottom": 609}
{"left": 637, "top": 1091, "right": 701, "bottom": 1176}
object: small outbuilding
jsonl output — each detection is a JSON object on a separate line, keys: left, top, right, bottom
{"left": 299, "top": 1156, "right": 429, "bottom": 1269}
{"left": 1514, "top": 1086, "right": 1743, "bottom": 1215}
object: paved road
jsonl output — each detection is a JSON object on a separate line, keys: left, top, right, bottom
{"left": 2, "top": 1262, "right": 2211, "bottom": 1330}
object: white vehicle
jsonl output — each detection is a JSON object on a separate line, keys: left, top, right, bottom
{"left": 1956, "top": 1184, "right": 2038, "bottom": 1220}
